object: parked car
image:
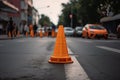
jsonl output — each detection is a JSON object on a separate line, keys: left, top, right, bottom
{"left": 74, "top": 26, "right": 83, "bottom": 37}
{"left": 47, "top": 27, "right": 52, "bottom": 36}
{"left": 82, "top": 24, "right": 108, "bottom": 39}
{"left": 64, "top": 27, "right": 74, "bottom": 36}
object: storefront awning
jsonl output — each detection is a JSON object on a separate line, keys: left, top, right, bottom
{"left": 100, "top": 17, "right": 113, "bottom": 22}
{"left": 0, "top": 12, "right": 8, "bottom": 21}
{"left": 112, "top": 14, "right": 120, "bottom": 20}
{"left": 0, "top": 0, "right": 19, "bottom": 13}
{"left": 100, "top": 14, "right": 120, "bottom": 23}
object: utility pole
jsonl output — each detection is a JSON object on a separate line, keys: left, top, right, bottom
{"left": 70, "top": 1, "right": 73, "bottom": 28}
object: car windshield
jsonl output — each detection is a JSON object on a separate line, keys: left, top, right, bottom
{"left": 77, "top": 28, "right": 82, "bottom": 30}
{"left": 89, "top": 26, "right": 105, "bottom": 29}
{"left": 65, "top": 28, "right": 73, "bottom": 31}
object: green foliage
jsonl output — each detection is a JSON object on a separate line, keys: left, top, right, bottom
{"left": 39, "top": 14, "right": 51, "bottom": 27}
{"left": 58, "top": 0, "right": 120, "bottom": 26}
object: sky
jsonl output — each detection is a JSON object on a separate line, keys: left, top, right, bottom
{"left": 33, "top": 0, "right": 70, "bottom": 25}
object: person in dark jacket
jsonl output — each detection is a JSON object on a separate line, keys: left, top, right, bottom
{"left": 33, "top": 23, "right": 37, "bottom": 36}
{"left": 8, "top": 17, "right": 14, "bottom": 38}
{"left": 117, "top": 24, "right": 120, "bottom": 38}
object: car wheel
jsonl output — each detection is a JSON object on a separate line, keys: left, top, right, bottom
{"left": 81, "top": 33, "right": 84, "bottom": 38}
{"left": 117, "top": 34, "right": 120, "bottom": 39}
{"left": 86, "top": 33, "right": 90, "bottom": 39}
{"left": 104, "top": 35, "right": 108, "bottom": 40}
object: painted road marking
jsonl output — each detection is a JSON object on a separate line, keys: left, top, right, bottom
{"left": 97, "top": 46, "right": 120, "bottom": 53}
{"left": 64, "top": 48, "right": 90, "bottom": 80}
{"left": 94, "top": 40, "right": 119, "bottom": 43}
{"left": 67, "top": 47, "right": 73, "bottom": 55}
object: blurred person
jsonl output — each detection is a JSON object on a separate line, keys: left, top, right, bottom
{"left": 29, "top": 24, "right": 33, "bottom": 32}
{"left": 8, "top": 17, "right": 14, "bottom": 38}
{"left": 0, "top": 24, "right": 3, "bottom": 35}
{"left": 6, "top": 23, "right": 8, "bottom": 35}
{"left": 26, "top": 25, "right": 29, "bottom": 36}
{"left": 52, "top": 24, "right": 56, "bottom": 31}
{"left": 117, "top": 24, "right": 120, "bottom": 38}
{"left": 48, "top": 27, "right": 51, "bottom": 37}
{"left": 24, "top": 23, "right": 29, "bottom": 37}
{"left": 29, "top": 23, "right": 34, "bottom": 37}
{"left": 44, "top": 25, "right": 48, "bottom": 36}
{"left": 33, "top": 23, "right": 37, "bottom": 36}
{"left": 13, "top": 23, "right": 17, "bottom": 37}
{"left": 19, "top": 22, "right": 24, "bottom": 34}
{"left": 23, "top": 22, "right": 28, "bottom": 36}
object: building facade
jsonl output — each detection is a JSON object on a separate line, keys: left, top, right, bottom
{"left": 7, "top": 0, "right": 33, "bottom": 26}
{"left": 32, "top": 7, "right": 39, "bottom": 25}
{"left": 0, "top": 0, "right": 19, "bottom": 34}
{"left": 0, "top": 0, "right": 39, "bottom": 34}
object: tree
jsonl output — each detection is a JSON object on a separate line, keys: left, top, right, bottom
{"left": 39, "top": 14, "right": 51, "bottom": 27}
{"left": 98, "top": 0, "right": 120, "bottom": 16}
{"left": 58, "top": 0, "right": 120, "bottom": 26}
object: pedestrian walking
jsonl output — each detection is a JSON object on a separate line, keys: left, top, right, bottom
{"left": 33, "top": 23, "right": 37, "bottom": 37}
{"left": 29, "top": 24, "right": 34, "bottom": 37}
{"left": 13, "top": 23, "right": 17, "bottom": 37}
{"left": 44, "top": 25, "right": 48, "bottom": 36}
{"left": 0, "top": 24, "right": 3, "bottom": 35}
{"left": 24, "top": 23, "right": 29, "bottom": 37}
{"left": 19, "top": 22, "right": 24, "bottom": 34}
{"left": 117, "top": 24, "right": 120, "bottom": 38}
{"left": 23, "top": 22, "right": 27, "bottom": 36}
{"left": 48, "top": 27, "right": 51, "bottom": 37}
{"left": 8, "top": 17, "right": 14, "bottom": 38}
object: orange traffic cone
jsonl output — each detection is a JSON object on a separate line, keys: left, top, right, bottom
{"left": 8, "top": 31, "right": 11, "bottom": 38}
{"left": 40, "top": 29, "right": 43, "bottom": 38}
{"left": 30, "top": 30, "right": 34, "bottom": 37}
{"left": 45, "top": 32, "right": 48, "bottom": 36}
{"left": 26, "top": 32, "right": 28, "bottom": 37}
{"left": 52, "top": 29, "right": 55, "bottom": 37}
{"left": 48, "top": 25, "right": 73, "bottom": 63}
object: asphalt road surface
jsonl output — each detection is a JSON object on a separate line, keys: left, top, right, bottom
{"left": 0, "top": 37, "right": 120, "bottom": 80}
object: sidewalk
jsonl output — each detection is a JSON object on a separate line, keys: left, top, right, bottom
{"left": 0, "top": 35, "right": 23, "bottom": 40}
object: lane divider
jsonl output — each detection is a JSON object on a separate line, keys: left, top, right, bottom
{"left": 96, "top": 46, "right": 120, "bottom": 53}
{"left": 64, "top": 48, "right": 90, "bottom": 80}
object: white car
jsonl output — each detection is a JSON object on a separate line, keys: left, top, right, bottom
{"left": 64, "top": 27, "right": 74, "bottom": 36}
{"left": 74, "top": 27, "right": 83, "bottom": 37}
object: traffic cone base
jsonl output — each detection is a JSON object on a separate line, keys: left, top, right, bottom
{"left": 48, "top": 56, "right": 73, "bottom": 63}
